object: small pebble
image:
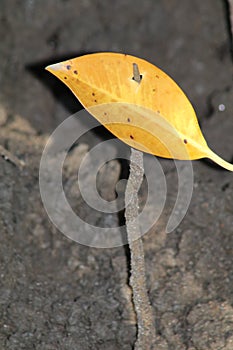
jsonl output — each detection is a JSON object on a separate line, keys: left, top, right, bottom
{"left": 218, "top": 104, "right": 225, "bottom": 112}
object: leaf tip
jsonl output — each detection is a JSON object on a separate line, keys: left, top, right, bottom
{"left": 207, "top": 149, "right": 233, "bottom": 172}
{"left": 45, "top": 62, "right": 63, "bottom": 72}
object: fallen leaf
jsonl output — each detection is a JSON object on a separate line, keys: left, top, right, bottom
{"left": 46, "top": 53, "right": 233, "bottom": 171}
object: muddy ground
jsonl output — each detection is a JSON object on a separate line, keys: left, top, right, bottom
{"left": 0, "top": 0, "right": 233, "bottom": 349}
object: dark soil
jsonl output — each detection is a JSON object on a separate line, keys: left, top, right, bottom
{"left": 0, "top": 1, "right": 233, "bottom": 349}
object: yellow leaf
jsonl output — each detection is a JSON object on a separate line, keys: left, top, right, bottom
{"left": 46, "top": 52, "right": 233, "bottom": 171}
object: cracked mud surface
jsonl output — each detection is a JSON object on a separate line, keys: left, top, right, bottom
{"left": 0, "top": 1, "right": 233, "bottom": 349}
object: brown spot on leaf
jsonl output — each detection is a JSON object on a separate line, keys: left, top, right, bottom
{"left": 94, "top": 99, "right": 97, "bottom": 103}
{"left": 64, "top": 76, "right": 67, "bottom": 80}
{"left": 66, "top": 65, "right": 71, "bottom": 70}
{"left": 92, "top": 92, "right": 95, "bottom": 96}
{"left": 184, "top": 139, "right": 188, "bottom": 144}
{"left": 74, "top": 70, "right": 78, "bottom": 75}
{"left": 127, "top": 118, "right": 131, "bottom": 122}
{"left": 130, "top": 135, "right": 134, "bottom": 139}
{"left": 156, "top": 74, "right": 159, "bottom": 78}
